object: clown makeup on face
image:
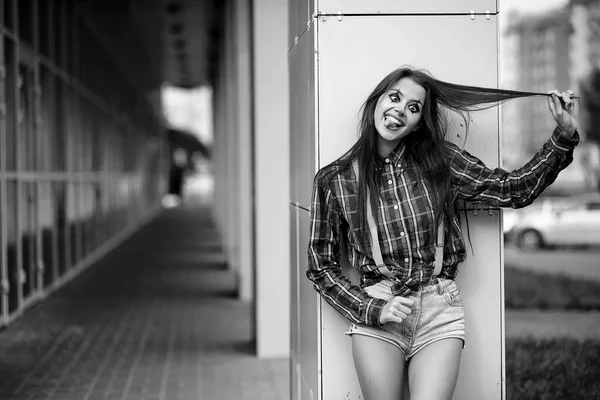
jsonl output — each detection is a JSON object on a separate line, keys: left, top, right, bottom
{"left": 374, "top": 77, "right": 426, "bottom": 157}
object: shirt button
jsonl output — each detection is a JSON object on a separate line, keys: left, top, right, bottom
{"left": 385, "top": 158, "right": 390, "bottom": 163}
{"left": 404, "top": 258, "right": 409, "bottom": 262}
{"left": 400, "top": 232, "right": 405, "bottom": 237}
{"left": 387, "top": 180, "right": 393, "bottom": 185}
{"left": 394, "top": 205, "right": 399, "bottom": 210}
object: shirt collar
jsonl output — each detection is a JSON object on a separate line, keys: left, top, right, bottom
{"left": 376, "top": 141, "right": 406, "bottom": 169}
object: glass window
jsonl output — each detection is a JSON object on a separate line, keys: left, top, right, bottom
{"left": 93, "top": 183, "right": 105, "bottom": 248}
{"left": 81, "top": 183, "right": 97, "bottom": 257}
{"left": 4, "top": 39, "right": 17, "bottom": 171}
{"left": 67, "top": 182, "right": 80, "bottom": 266}
{"left": 6, "top": 180, "right": 19, "bottom": 314}
{"left": 92, "top": 111, "right": 103, "bottom": 172}
{"left": 39, "top": 182, "right": 56, "bottom": 288}
{"left": 20, "top": 182, "right": 37, "bottom": 300}
{"left": 52, "top": 0, "right": 64, "bottom": 67}
{"left": 54, "top": 182, "right": 68, "bottom": 276}
{"left": 3, "top": 0, "right": 14, "bottom": 31}
{"left": 18, "top": 64, "right": 36, "bottom": 171}
{"left": 40, "top": 66, "right": 54, "bottom": 171}
{"left": 0, "top": 182, "right": 4, "bottom": 318}
{"left": 54, "top": 76, "right": 66, "bottom": 171}
{"left": 66, "top": 89, "right": 80, "bottom": 172}
{"left": 38, "top": 0, "right": 51, "bottom": 57}
{"left": 17, "top": 0, "right": 34, "bottom": 46}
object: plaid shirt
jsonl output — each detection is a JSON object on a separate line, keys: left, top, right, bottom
{"left": 307, "top": 126, "right": 578, "bottom": 326}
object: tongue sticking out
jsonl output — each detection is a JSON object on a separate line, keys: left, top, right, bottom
{"left": 384, "top": 115, "right": 402, "bottom": 130}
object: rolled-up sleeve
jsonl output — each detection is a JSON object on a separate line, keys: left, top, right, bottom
{"left": 447, "top": 126, "right": 579, "bottom": 209}
{"left": 306, "top": 172, "right": 388, "bottom": 326}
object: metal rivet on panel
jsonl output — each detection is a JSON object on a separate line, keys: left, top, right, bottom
{"left": 320, "top": 12, "right": 327, "bottom": 22}
{"left": 486, "top": 10, "right": 491, "bottom": 20}
{"left": 488, "top": 208, "right": 494, "bottom": 216}
{"left": 337, "top": 11, "right": 343, "bottom": 21}
{"left": 470, "top": 10, "right": 476, "bottom": 20}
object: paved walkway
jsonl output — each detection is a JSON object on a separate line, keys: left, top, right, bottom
{"left": 505, "top": 245, "right": 600, "bottom": 283}
{"left": 0, "top": 205, "right": 288, "bottom": 400}
{"left": 506, "top": 310, "right": 600, "bottom": 341}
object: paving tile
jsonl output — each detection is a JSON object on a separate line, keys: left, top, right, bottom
{"left": 0, "top": 205, "right": 289, "bottom": 400}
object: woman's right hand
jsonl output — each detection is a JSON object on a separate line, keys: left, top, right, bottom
{"left": 379, "top": 296, "right": 414, "bottom": 324}
{"left": 547, "top": 89, "right": 578, "bottom": 137}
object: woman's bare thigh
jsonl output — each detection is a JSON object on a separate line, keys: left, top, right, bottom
{"left": 352, "top": 334, "right": 407, "bottom": 400}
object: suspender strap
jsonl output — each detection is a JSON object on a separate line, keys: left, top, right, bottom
{"left": 352, "top": 159, "right": 444, "bottom": 277}
{"left": 433, "top": 220, "right": 444, "bottom": 276}
{"left": 366, "top": 193, "right": 386, "bottom": 268}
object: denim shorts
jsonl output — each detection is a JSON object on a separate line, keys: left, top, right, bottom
{"left": 345, "top": 278, "right": 466, "bottom": 360}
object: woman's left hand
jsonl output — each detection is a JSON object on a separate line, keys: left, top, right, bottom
{"left": 547, "top": 89, "right": 578, "bottom": 137}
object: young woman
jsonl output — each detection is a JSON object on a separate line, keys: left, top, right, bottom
{"left": 306, "top": 66, "right": 578, "bottom": 400}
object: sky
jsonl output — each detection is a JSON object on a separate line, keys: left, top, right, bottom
{"left": 162, "top": 85, "right": 214, "bottom": 145}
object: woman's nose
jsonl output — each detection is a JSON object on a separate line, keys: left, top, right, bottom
{"left": 394, "top": 105, "right": 406, "bottom": 116}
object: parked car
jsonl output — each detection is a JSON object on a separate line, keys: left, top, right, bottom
{"left": 506, "top": 193, "right": 600, "bottom": 250}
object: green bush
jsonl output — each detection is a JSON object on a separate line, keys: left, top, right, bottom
{"left": 504, "top": 267, "right": 600, "bottom": 310}
{"left": 506, "top": 338, "right": 600, "bottom": 399}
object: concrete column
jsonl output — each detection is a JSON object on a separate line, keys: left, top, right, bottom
{"left": 213, "top": 0, "right": 254, "bottom": 304}
{"left": 213, "top": 22, "right": 232, "bottom": 257}
{"left": 253, "top": 0, "right": 290, "bottom": 358}
{"left": 234, "top": 0, "right": 254, "bottom": 303}
{"left": 225, "top": 2, "right": 239, "bottom": 282}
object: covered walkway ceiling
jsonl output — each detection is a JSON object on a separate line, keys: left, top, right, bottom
{"left": 77, "top": 0, "right": 222, "bottom": 90}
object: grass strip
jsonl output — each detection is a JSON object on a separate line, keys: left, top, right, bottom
{"left": 506, "top": 337, "right": 600, "bottom": 399}
{"left": 505, "top": 266, "right": 600, "bottom": 310}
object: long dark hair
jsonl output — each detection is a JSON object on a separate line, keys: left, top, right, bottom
{"left": 324, "top": 66, "right": 566, "bottom": 242}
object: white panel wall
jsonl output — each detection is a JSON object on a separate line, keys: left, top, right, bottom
{"left": 290, "top": 205, "right": 300, "bottom": 395}
{"left": 289, "top": 16, "right": 320, "bottom": 399}
{"left": 290, "top": 4, "right": 504, "bottom": 400}
{"left": 254, "top": 0, "right": 291, "bottom": 358}
{"left": 317, "top": 0, "right": 497, "bottom": 15}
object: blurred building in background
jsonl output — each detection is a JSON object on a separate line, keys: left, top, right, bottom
{"left": 503, "top": 7, "right": 571, "bottom": 154}
{"left": 501, "top": 0, "right": 600, "bottom": 192}
{"left": 570, "top": 0, "right": 600, "bottom": 91}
